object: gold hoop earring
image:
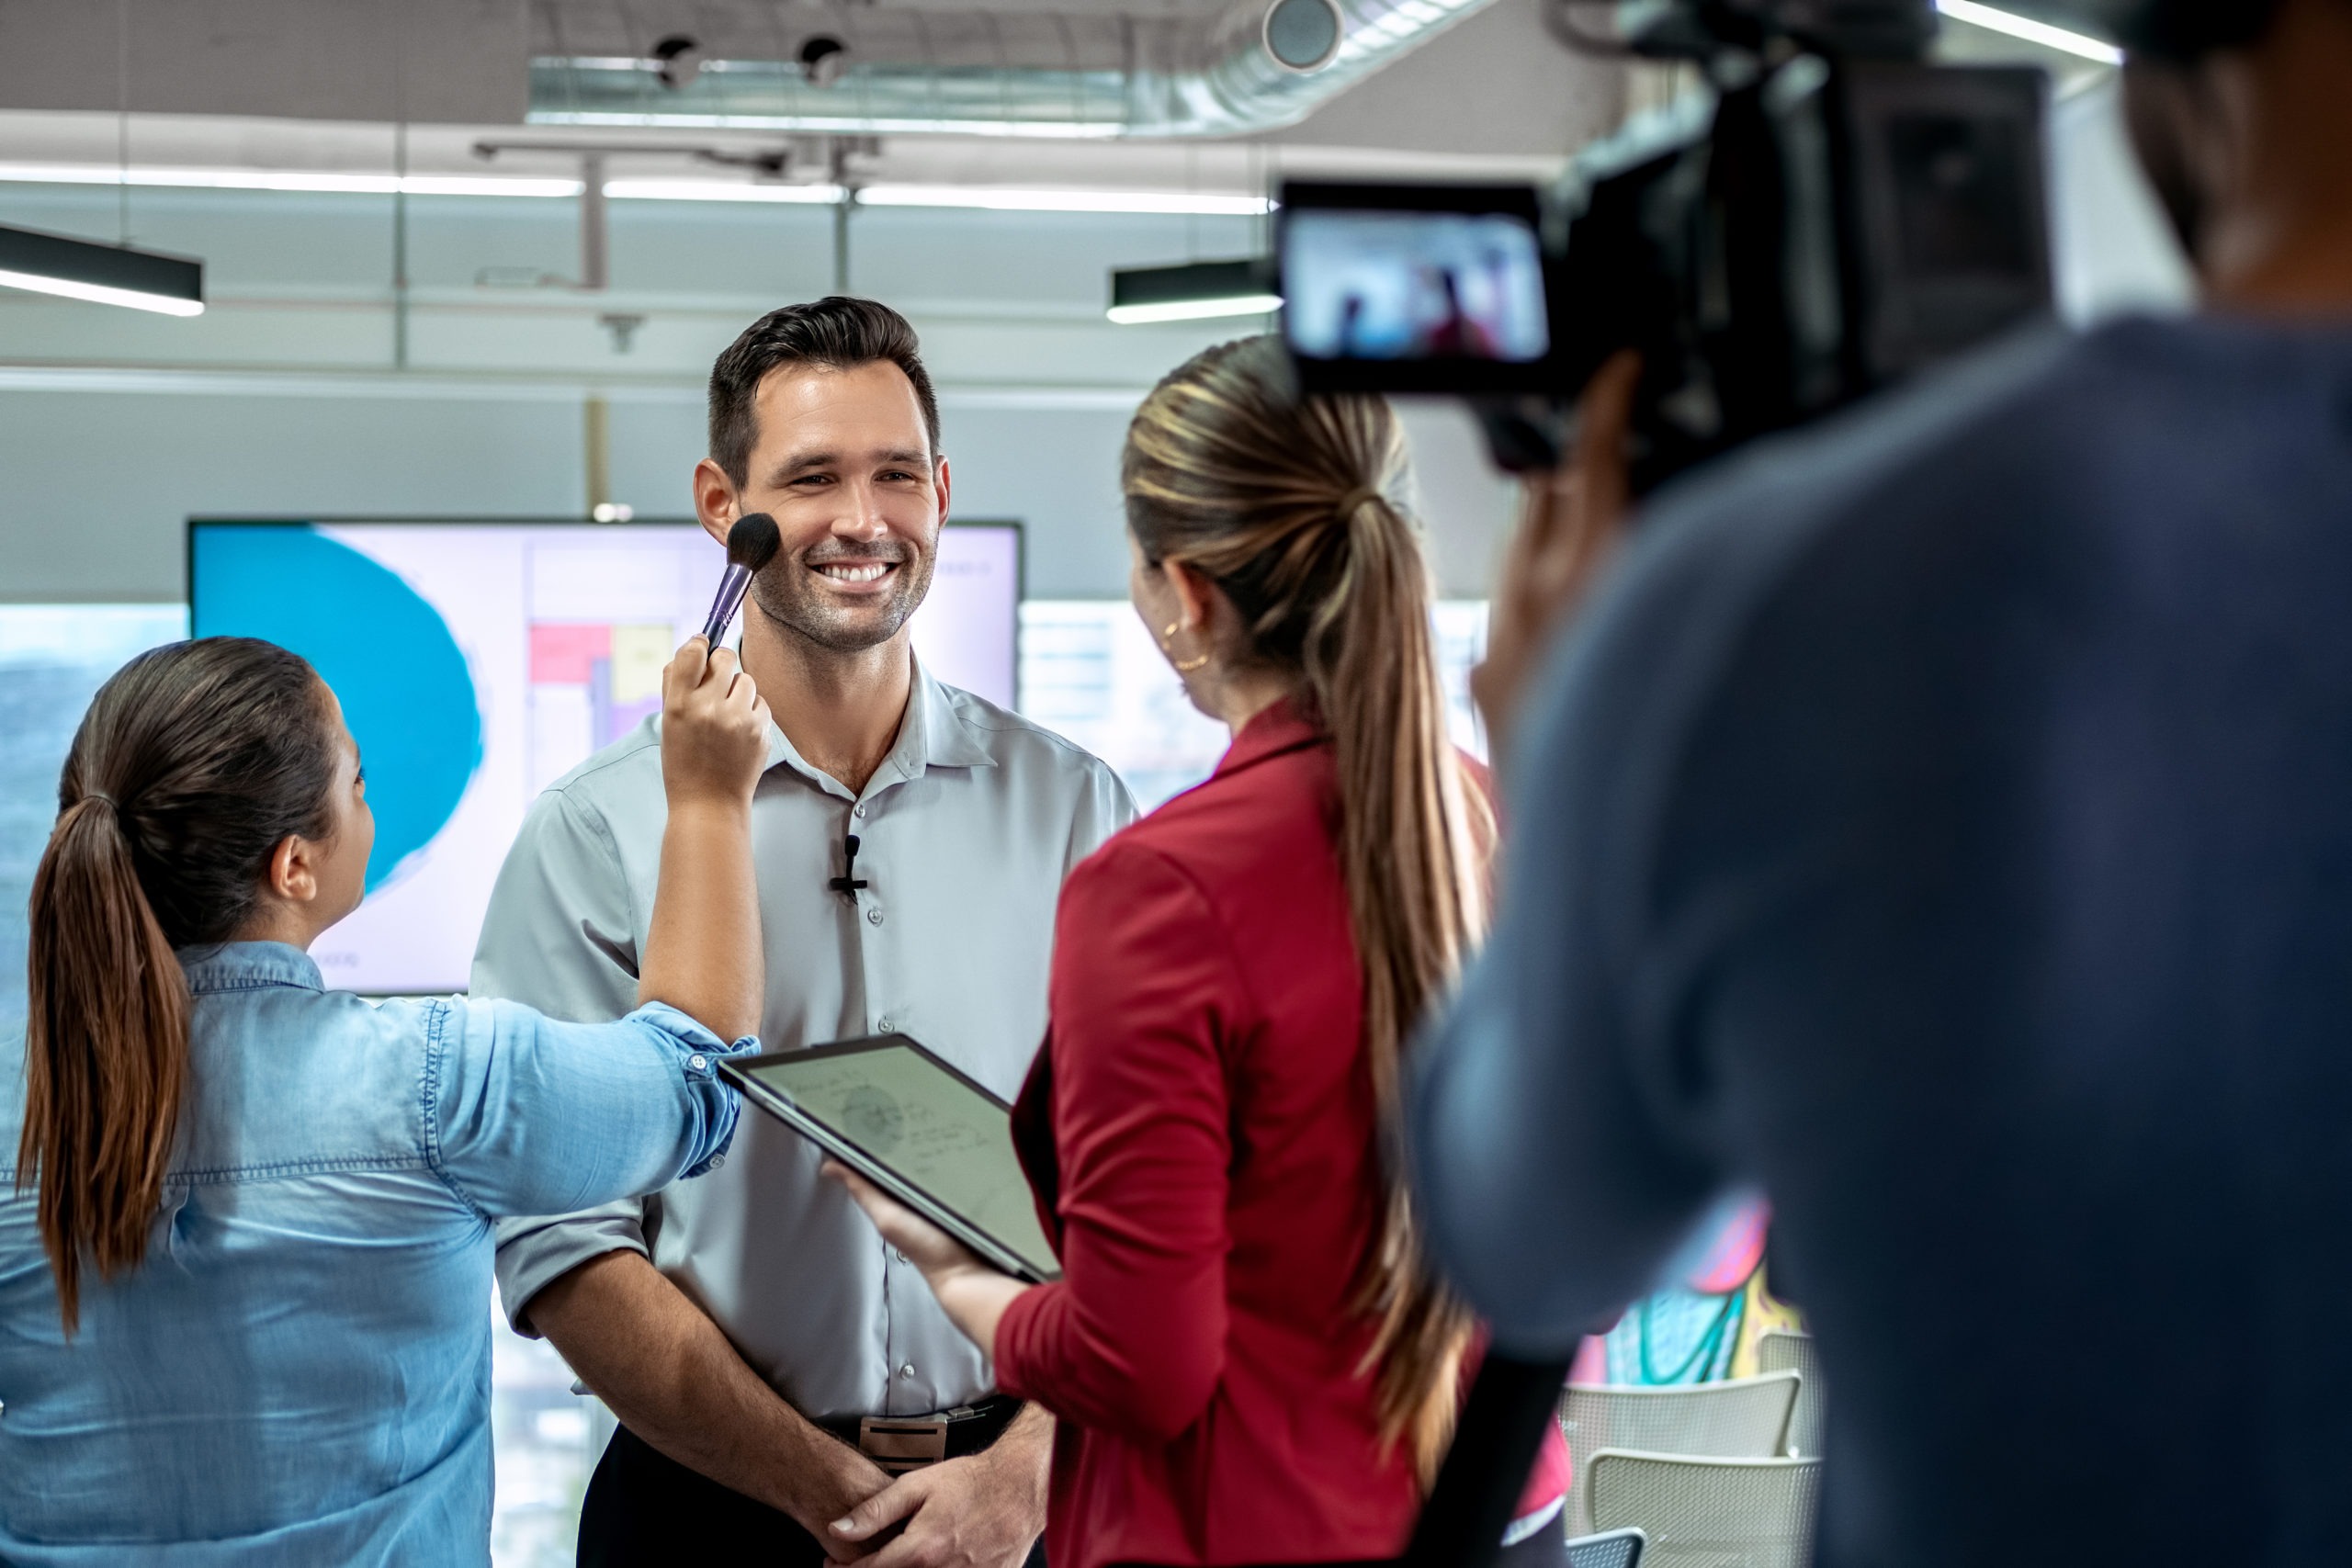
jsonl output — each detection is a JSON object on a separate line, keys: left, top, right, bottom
{"left": 1159, "top": 620, "right": 1211, "bottom": 674}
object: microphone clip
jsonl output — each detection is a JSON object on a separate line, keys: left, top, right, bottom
{"left": 830, "top": 832, "right": 869, "bottom": 900}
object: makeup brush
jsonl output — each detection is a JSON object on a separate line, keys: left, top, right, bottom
{"left": 700, "top": 513, "right": 782, "bottom": 647}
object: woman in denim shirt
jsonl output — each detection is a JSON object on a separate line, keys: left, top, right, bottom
{"left": 0, "top": 633, "right": 770, "bottom": 1564}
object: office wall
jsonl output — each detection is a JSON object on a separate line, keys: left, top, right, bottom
{"left": 0, "top": 75, "right": 2182, "bottom": 608}
{"left": 0, "top": 379, "right": 1517, "bottom": 602}
{"left": 0, "top": 174, "right": 1525, "bottom": 603}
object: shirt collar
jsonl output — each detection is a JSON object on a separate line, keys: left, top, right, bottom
{"left": 176, "top": 941, "right": 326, "bottom": 996}
{"left": 760, "top": 653, "right": 1000, "bottom": 802}
{"left": 1212, "top": 696, "right": 1328, "bottom": 782}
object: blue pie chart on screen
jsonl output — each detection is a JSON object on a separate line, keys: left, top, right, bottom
{"left": 191, "top": 525, "right": 482, "bottom": 893}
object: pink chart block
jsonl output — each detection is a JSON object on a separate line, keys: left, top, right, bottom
{"left": 531, "top": 623, "right": 612, "bottom": 684}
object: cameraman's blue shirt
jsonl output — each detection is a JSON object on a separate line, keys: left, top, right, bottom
{"left": 0, "top": 942, "right": 744, "bottom": 1565}
{"left": 1415, "top": 315, "right": 2352, "bottom": 1565}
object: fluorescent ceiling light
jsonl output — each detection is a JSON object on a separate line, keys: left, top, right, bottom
{"left": 531, "top": 111, "right": 1126, "bottom": 140}
{"left": 1109, "top": 258, "right": 1280, "bottom": 325}
{"left": 395, "top": 175, "right": 583, "bottom": 197}
{"left": 859, "top": 186, "right": 1272, "bottom": 217}
{"left": 0, "top": 164, "right": 582, "bottom": 197}
{"left": 605, "top": 180, "right": 1269, "bottom": 215}
{"left": 0, "top": 163, "right": 1268, "bottom": 217}
{"left": 0, "top": 223, "right": 204, "bottom": 315}
{"left": 604, "top": 178, "right": 845, "bottom": 203}
{"left": 1107, "top": 295, "right": 1283, "bottom": 325}
{"left": 1937, "top": 0, "right": 2124, "bottom": 63}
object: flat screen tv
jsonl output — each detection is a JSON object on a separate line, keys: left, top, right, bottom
{"left": 189, "top": 517, "right": 1022, "bottom": 995}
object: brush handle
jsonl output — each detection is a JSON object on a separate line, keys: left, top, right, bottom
{"left": 700, "top": 563, "right": 754, "bottom": 647}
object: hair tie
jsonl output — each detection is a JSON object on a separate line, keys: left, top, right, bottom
{"left": 82, "top": 791, "right": 118, "bottom": 809}
{"left": 1336, "top": 486, "right": 1383, "bottom": 520}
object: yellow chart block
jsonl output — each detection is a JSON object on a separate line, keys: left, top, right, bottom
{"left": 611, "top": 624, "right": 673, "bottom": 705}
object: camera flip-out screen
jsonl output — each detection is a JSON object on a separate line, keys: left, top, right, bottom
{"left": 1281, "top": 181, "right": 1555, "bottom": 394}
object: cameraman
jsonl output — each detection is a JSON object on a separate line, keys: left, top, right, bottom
{"left": 1410, "top": 1, "right": 2352, "bottom": 1562}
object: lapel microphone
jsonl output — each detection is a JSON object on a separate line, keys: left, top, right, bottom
{"left": 831, "top": 833, "right": 869, "bottom": 900}
{"left": 701, "top": 513, "right": 782, "bottom": 646}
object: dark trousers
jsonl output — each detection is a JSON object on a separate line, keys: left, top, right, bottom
{"left": 577, "top": 1424, "right": 1051, "bottom": 1567}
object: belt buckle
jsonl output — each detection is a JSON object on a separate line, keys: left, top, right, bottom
{"left": 858, "top": 1415, "right": 950, "bottom": 1473}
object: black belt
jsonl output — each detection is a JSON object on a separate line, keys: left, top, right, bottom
{"left": 815, "top": 1393, "right": 1022, "bottom": 1473}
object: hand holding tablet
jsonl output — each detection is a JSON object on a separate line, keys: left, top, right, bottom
{"left": 718, "top": 1034, "right": 1060, "bottom": 1283}
{"left": 823, "top": 1164, "right": 989, "bottom": 1284}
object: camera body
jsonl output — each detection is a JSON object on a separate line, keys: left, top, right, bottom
{"left": 1280, "top": 0, "right": 2053, "bottom": 486}
{"left": 1549, "top": 52, "right": 2051, "bottom": 487}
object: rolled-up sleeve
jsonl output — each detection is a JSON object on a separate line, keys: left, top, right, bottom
{"left": 473, "top": 783, "right": 653, "bottom": 1334}
{"left": 426, "top": 998, "right": 749, "bottom": 1219}
{"left": 994, "top": 845, "right": 1237, "bottom": 1442}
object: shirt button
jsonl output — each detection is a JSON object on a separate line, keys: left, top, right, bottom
{"left": 688, "top": 1054, "right": 708, "bottom": 1072}
{"left": 707, "top": 1154, "right": 727, "bottom": 1171}
{"left": 854, "top": 804, "right": 867, "bottom": 818}
{"left": 875, "top": 1016, "right": 893, "bottom": 1032}
{"left": 899, "top": 1363, "right": 916, "bottom": 1380}
{"left": 893, "top": 1247, "right": 909, "bottom": 1264}
{"left": 867, "top": 908, "right": 884, "bottom": 926}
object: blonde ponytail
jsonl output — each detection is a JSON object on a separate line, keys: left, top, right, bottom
{"left": 1124, "top": 336, "right": 1494, "bottom": 1480}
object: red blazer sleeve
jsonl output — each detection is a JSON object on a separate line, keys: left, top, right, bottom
{"left": 995, "top": 842, "right": 1240, "bottom": 1443}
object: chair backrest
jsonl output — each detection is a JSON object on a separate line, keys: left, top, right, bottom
{"left": 1587, "top": 1451, "right": 1824, "bottom": 1568}
{"left": 1559, "top": 1373, "right": 1801, "bottom": 1535}
{"left": 1565, "top": 1526, "right": 1646, "bottom": 1568}
{"left": 1753, "top": 1332, "right": 1826, "bottom": 1458}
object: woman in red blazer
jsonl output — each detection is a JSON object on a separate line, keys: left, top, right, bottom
{"left": 833, "top": 335, "right": 1569, "bottom": 1568}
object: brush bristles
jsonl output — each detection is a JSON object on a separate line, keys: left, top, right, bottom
{"left": 727, "top": 513, "right": 782, "bottom": 571}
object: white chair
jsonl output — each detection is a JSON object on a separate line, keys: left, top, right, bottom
{"left": 1559, "top": 1372, "right": 1800, "bottom": 1535}
{"left": 1587, "top": 1450, "right": 1824, "bottom": 1568}
{"left": 1566, "top": 1526, "right": 1648, "bottom": 1568}
{"left": 1753, "top": 1330, "right": 1826, "bottom": 1458}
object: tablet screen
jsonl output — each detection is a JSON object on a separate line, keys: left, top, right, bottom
{"left": 736, "top": 1039, "right": 1059, "bottom": 1280}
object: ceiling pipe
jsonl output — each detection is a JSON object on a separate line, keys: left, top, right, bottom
{"left": 526, "top": 0, "right": 1509, "bottom": 140}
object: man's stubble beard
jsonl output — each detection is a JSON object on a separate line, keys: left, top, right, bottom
{"left": 745, "top": 547, "right": 938, "bottom": 655}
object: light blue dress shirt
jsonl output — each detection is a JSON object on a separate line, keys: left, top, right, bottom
{"left": 0, "top": 941, "right": 745, "bottom": 1565}
{"left": 481, "top": 661, "right": 1134, "bottom": 1419}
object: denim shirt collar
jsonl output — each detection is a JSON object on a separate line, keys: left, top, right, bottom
{"left": 177, "top": 941, "right": 326, "bottom": 996}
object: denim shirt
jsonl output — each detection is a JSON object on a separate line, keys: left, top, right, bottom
{"left": 0, "top": 942, "right": 745, "bottom": 1565}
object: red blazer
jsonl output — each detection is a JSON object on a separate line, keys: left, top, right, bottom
{"left": 997, "top": 704, "right": 1566, "bottom": 1568}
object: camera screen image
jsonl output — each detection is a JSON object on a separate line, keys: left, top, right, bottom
{"left": 1283, "top": 209, "right": 1551, "bottom": 364}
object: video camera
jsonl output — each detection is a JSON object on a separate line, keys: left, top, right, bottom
{"left": 1278, "top": 0, "right": 2055, "bottom": 488}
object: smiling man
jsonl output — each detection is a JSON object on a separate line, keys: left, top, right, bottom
{"left": 473, "top": 299, "right": 1134, "bottom": 1566}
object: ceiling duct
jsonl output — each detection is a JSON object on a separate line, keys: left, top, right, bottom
{"left": 526, "top": 0, "right": 1510, "bottom": 139}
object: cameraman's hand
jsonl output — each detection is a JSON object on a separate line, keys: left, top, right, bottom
{"left": 661, "top": 637, "right": 772, "bottom": 812}
{"left": 1472, "top": 350, "right": 1641, "bottom": 770}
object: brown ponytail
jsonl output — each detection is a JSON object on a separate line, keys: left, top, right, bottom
{"left": 18, "top": 637, "right": 339, "bottom": 1334}
{"left": 1123, "top": 336, "right": 1494, "bottom": 1481}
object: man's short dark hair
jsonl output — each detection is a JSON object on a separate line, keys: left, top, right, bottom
{"left": 707, "top": 297, "right": 942, "bottom": 486}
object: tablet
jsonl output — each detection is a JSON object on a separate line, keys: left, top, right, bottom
{"left": 718, "top": 1035, "right": 1061, "bottom": 1284}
